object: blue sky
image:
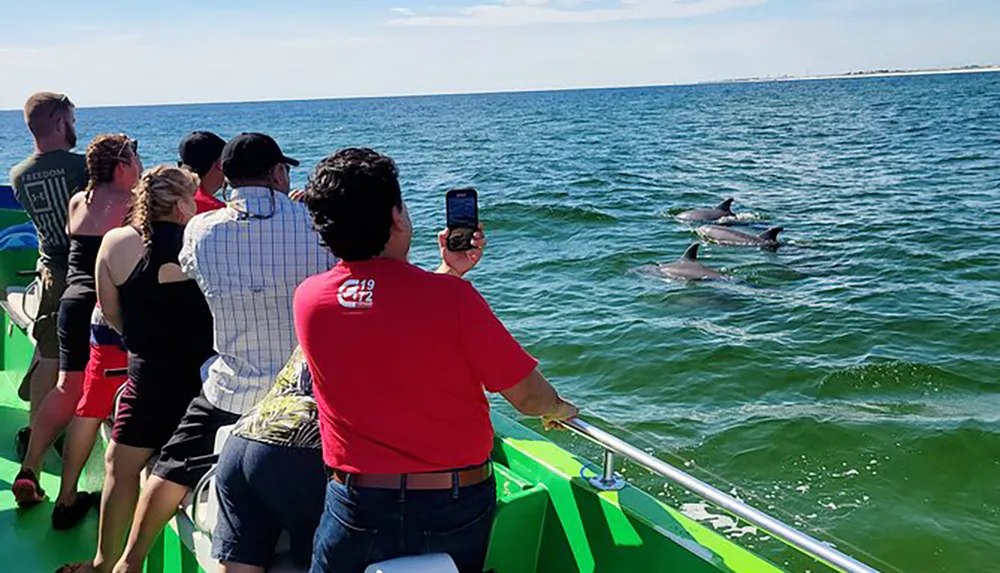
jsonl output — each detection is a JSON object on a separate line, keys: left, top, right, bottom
{"left": 1, "top": 0, "right": 998, "bottom": 108}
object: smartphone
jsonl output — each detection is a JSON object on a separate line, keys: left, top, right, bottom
{"left": 446, "top": 188, "right": 479, "bottom": 252}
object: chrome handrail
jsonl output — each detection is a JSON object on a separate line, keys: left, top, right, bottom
{"left": 190, "top": 465, "right": 217, "bottom": 534}
{"left": 557, "top": 417, "right": 882, "bottom": 573}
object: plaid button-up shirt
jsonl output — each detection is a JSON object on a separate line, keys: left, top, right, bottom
{"left": 180, "top": 186, "right": 335, "bottom": 415}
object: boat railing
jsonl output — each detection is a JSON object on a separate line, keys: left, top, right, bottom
{"left": 556, "top": 417, "right": 883, "bottom": 573}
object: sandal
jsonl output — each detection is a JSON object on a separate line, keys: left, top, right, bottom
{"left": 52, "top": 491, "right": 99, "bottom": 530}
{"left": 55, "top": 563, "right": 96, "bottom": 573}
{"left": 12, "top": 468, "right": 46, "bottom": 507}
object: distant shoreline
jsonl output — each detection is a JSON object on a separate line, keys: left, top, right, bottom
{"left": 718, "top": 65, "right": 1000, "bottom": 85}
{"left": 3, "top": 66, "right": 998, "bottom": 111}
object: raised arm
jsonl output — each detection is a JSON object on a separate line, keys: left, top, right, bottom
{"left": 436, "top": 225, "right": 485, "bottom": 278}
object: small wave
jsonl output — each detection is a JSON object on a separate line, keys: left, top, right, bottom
{"left": 816, "top": 361, "right": 983, "bottom": 397}
{"left": 936, "top": 153, "right": 989, "bottom": 163}
{"left": 660, "top": 211, "right": 770, "bottom": 225}
{"left": 566, "top": 177, "right": 608, "bottom": 188}
{"left": 489, "top": 202, "right": 618, "bottom": 226}
{"left": 681, "top": 502, "right": 759, "bottom": 538}
{"left": 721, "top": 212, "right": 770, "bottom": 224}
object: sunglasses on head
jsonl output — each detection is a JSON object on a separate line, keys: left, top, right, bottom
{"left": 116, "top": 137, "right": 139, "bottom": 161}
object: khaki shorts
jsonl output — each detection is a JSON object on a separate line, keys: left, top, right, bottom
{"left": 31, "top": 265, "right": 67, "bottom": 360}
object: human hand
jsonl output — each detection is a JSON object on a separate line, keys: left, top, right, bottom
{"left": 289, "top": 188, "right": 306, "bottom": 202}
{"left": 542, "top": 399, "right": 579, "bottom": 431}
{"left": 437, "top": 224, "right": 486, "bottom": 278}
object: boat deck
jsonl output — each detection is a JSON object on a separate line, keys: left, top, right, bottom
{"left": 0, "top": 369, "right": 100, "bottom": 572}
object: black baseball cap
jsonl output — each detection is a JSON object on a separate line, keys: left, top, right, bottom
{"left": 221, "top": 133, "right": 300, "bottom": 180}
{"left": 178, "top": 131, "right": 226, "bottom": 177}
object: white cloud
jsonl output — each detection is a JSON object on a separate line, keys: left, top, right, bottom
{"left": 387, "top": 0, "right": 766, "bottom": 27}
{"left": 0, "top": 4, "right": 997, "bottom": 109}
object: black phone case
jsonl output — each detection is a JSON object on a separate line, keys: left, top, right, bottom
{"left": 446, "top": 189, "right": 478, "bottom": 252}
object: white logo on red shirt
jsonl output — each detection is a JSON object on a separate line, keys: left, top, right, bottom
{"left": 337, "top": 279, "right": 375, "bottom": 309}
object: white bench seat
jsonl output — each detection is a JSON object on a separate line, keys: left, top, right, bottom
{"left": 364, "top": 555, "right": 459, "bottom": 573}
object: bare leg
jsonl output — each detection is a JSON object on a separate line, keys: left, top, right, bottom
{"left": 21, "top": 370, "right": 84, "bottom": 475}
{"left": 28, "top": 356, "right": 59, "bottom": 423}
{"left": 57, "top": 416, "right": 103, "bottom": 505}
{"left": 220, "top": 563, "right": 265, "bottom": 573}
{"left": 92, "top": 440, "right": 153, "bottom": 573}
{"left": 112, "top": 476, "right": 190, "bottom": 573}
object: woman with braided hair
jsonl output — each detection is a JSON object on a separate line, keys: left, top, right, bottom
{"left": 13, "top": 134, "right": 138, "bottom": 513}
{"left": 58, "top": 165, "right": 214, "bottom": 573}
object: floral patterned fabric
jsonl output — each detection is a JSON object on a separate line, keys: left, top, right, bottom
{"left": 231, "top": 347, "right": 321, "bottom": 449}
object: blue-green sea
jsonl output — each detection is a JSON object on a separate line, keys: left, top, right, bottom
{"left": 2, "top": 72, "right": 998, "bottom": 573}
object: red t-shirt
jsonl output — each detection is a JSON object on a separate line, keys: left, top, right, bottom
{"left": 194, "top": 185, "right": 225, "bottom": 214}
{"left": 294, "top": 258, "right": 538, "bottom": 474}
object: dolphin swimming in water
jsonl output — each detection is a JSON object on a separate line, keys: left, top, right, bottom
{"left": 696, "top": 225, "right": 784, "bottom": 250}
{"left": 655, "top": 244, "right": 724, "bottom": 281}
{"left": 676, "top": 198, "right": 736, "bottom": 222}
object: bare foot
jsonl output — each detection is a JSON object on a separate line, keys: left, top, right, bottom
{"left": 110, "top": 560, "right": 143, "bottom": 573}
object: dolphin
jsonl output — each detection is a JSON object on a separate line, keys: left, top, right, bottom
{"left": 655, "top": 244, "right": 724, "bottom": 281}
{"left": 696, "top": 225, "right": 784, "bottom": 249}
{"left": 676, "top": 198, "right": 736, "bottom": 222}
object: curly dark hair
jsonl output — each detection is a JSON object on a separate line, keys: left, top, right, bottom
{"left": 304, "top": 148, "right": 403, "bottom": 261}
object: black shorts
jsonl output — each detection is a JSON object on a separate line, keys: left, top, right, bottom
{"left": 151, "top": 393, "right": 241, "bottom": 488}
{"left": 57, "top": 293, "right": 96, "bottom": 372}
{"left": 112, "top": 377, "right": 199, "bottom": 450}
{"left": 33, "top": 265, "right": 67, "bottom": 360}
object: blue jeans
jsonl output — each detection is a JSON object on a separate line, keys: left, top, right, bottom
{"left": 309, "top": 475, "right": 496, "bottom": 573}
{"left": 212, "top": 436, "right": 327, "bottom": 568}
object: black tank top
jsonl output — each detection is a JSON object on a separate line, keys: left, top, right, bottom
{"left": 118, "top": 222, "right": 214, "bottom": 375}
{"left": 62, "top": 235, "right": 104, "bottom": 301}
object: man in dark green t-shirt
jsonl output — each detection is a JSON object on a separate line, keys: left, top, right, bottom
{"left": 7, "top": 92, "right": 87, "bottom": 458}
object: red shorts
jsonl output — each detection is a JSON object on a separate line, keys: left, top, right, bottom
{"left": 75, "top": 308, "right": 129, "bottom": 419}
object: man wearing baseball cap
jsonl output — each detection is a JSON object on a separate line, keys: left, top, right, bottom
{"left": 112, "top": 133, "right": 334, "bottom": 573}
{"left": 177, "top": 131, "right": 226, "bottom": 214}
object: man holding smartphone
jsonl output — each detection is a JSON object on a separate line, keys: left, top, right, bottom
{"left": 296, "top": 148, "right": 577, "bottom": 573}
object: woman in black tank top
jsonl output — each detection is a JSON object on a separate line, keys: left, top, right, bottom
{"left": 58, "top": 165, "right": 212, "bottom": 573}
{"left": 13, "top": 134, "right": 137, "bottom": 511}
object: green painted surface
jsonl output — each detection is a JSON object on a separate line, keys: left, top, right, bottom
{"left": 0, "top": 318, "right": 205, "bottom": 573}
{"left": 487, "top": 415, "right": 789, "bottom": 573}
{"left": 0, "top": 390, "right": 100, "bottom": 572}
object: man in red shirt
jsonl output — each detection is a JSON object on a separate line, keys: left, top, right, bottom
{"left": 296, "top": 148, "right": 577, "bottom": 573}
{"left": 177, "top": 131, "right": 226, "bottom": 213}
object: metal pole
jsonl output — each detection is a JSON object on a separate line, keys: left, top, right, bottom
{"left": 558, "top": 418, "right": 881, "bottom": 573}
{"left": 602, "top": 450, "right": 615, "bottom": 483}
{"left": 589, "top": 449, "right": 625, "bottom": 491}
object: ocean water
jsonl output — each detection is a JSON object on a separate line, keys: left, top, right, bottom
{"left": 2, "top": 72, "right": 999, "bottom": 572}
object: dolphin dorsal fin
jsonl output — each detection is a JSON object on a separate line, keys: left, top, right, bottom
{"left": 759, "top": 227, "right": 783, "bottom": 241}
{"left": 717, "top": 198, "right": 734, "bottom": 213}
{"left": 682, "top": 243, "right": 700, "bottom": 261}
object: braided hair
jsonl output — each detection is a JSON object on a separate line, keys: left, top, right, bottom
{"left": 83, "top": 133, "right": 137, "bottom": 203}
{"left": 129, "top": 166, "right": 199, "bottom": 246}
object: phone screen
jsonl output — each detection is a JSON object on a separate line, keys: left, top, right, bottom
{"left": 446, "top": 188, "right": 478, "bottom": 251}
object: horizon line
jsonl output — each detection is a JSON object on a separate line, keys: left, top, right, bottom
{"left": 3, "top": 65, "right": 998, "bottom": 113}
